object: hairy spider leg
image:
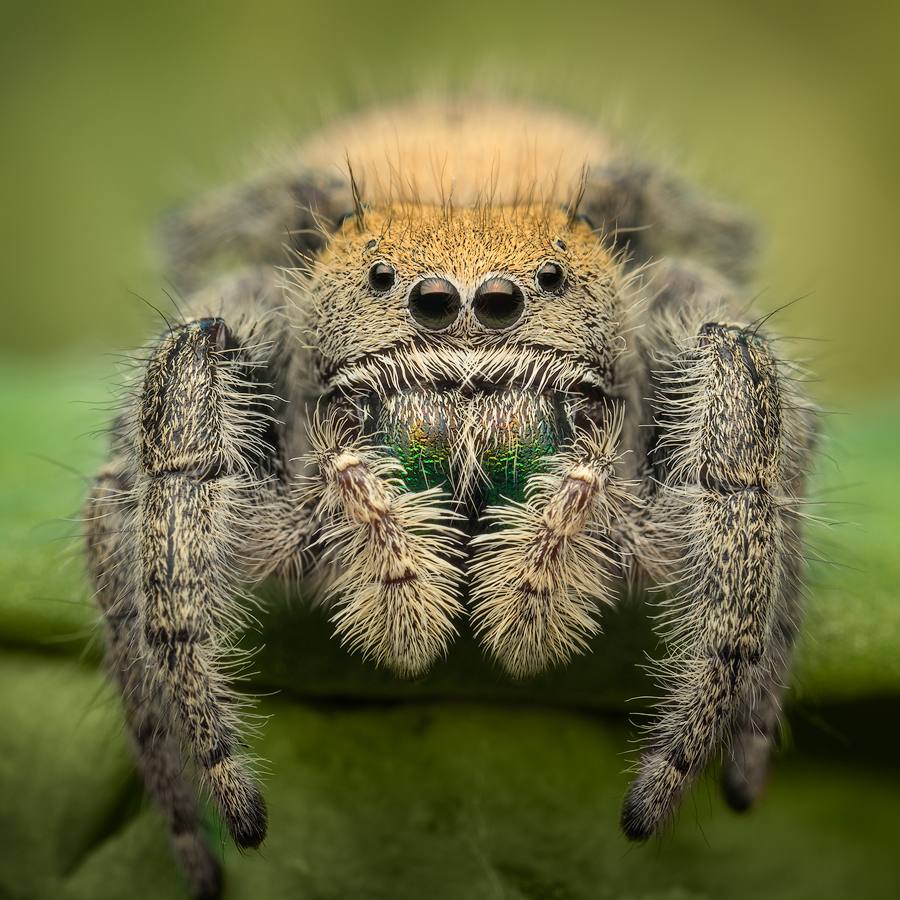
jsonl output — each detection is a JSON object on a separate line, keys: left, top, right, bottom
{"left": 136, "top": 321, "right": 269, "bottom": 848}
{"left": 621, "top": 312, "right": 807, "bottom": 840}
{"left": 85, "top": 276, "right": 319, "bottom": 896}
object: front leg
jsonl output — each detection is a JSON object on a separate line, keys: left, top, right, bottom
{"left": 135, "top": 317, "right": 277, "bottom": 850}
{"left": 307, "top": 421, "right": 465, "bottom": 677}
{"left": 85, "top": 277, "right": 313, "bottom": 896}
{"left": 621, "top": 316, "right": 808, "bottom": 840}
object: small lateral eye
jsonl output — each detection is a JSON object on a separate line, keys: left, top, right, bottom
{"left": 368, "top": 263, "right": 396, "bottom": 292}
{"left": 536, "top": 262, "right": 565, "bottom": 293}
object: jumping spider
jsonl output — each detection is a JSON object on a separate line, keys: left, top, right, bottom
{"left": 84, "top": 96, "right": 815, "bottom": 897}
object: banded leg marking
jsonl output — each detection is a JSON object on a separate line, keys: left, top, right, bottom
{"left": 85, "top": 463, "right": 223, "bottom": 897}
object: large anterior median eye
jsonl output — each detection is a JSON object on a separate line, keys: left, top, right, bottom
{"left": 473, "top": 277, "right": 525, "bottom": 329}
{"left": 408, "top": 278, "right": 462, "bottom": 330}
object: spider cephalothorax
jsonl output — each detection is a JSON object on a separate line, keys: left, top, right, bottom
{"left": 84, "top": 96, "right": 814, "bottom": 898}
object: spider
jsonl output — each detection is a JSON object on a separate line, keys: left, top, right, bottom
{"left": 83, "top": 96, "right": 815, "bottom": 898}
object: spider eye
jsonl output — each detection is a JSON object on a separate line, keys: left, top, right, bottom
{"left": 368, "top": 263, "right": 396, "bottom": 292}
{"left": 536, "top": 262, "right": 565, "bottom": 293}
{"left": 473, "top": 277, "right": 525, "bottom": 329}
{"left": 408, "top": 278, "right": 461, "bottom": 330}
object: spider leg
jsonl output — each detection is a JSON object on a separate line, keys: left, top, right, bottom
{"left": 85, "top": 278, "right": 313, "bottom": 895}
{"left": 307, "top": 426, "right": 465, "bottom": 678}
{"left": 469, "top": 423, "right": 633, "bottom": 678}
{"left": 135, "top": 318, "right": 273, "bottom": 848}
{"left": 581, "top": 164, "right": 758, "bottom": 284}
{"left": 621, "top": 312, "right": 809, "bottom": 841}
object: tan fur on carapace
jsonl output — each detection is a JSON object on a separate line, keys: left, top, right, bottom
{"left": 297, "top": 95, "right": 616, "bottom": 208}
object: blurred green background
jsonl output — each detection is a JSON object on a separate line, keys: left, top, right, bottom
{"left": 2, "top": 1, "right": 899, "bottom": 899}
{"left": 2, "top": 0, "right": 899, "bottom": 397}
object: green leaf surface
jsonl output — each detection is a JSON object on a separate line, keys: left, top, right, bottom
{"left": 1, "top": 650, "right": 898, "bottom": 900}
{"left": 1, "top": 357, "right": 899, "bottom": 899}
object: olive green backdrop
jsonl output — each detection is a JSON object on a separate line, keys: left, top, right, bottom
{"left": 2, "top": 2, "right": 899, "bottom": 899}
{"left": 3, "top": 0, "right": 899, "bottom": 397}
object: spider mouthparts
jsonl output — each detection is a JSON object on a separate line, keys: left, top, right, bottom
{"left": 376, "top": 387, "right": 570, "bottom": 505}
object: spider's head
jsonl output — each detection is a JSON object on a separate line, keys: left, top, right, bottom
{"left": 296, "top": 204, "right": 630, "bottom": 509}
